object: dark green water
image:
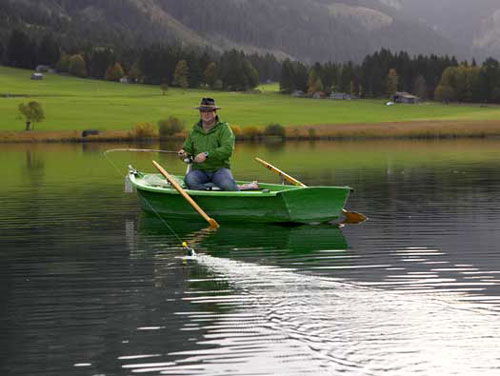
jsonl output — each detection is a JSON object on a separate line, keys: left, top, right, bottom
{"left": 2, "top": 140, "right": 500, "bottom": 375}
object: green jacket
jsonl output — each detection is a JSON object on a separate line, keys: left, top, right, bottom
{"left": 182, "top": 120, "right": 235, "bottom": 172}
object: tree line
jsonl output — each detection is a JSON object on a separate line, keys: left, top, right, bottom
{"left": 1, "top": 29, "right": 280, "bottom": 91}
{"left": 280, "top": 49, "right": 500, "bottom": 103}
{"left": 1, "top": 29, "right": 500, "bottom": 103}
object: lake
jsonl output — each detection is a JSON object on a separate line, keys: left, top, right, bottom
{"left": 2, "top": 139, "right": 500, "bottom": 375}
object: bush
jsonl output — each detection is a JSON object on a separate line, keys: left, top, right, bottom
{"left": 307, "top": 128, "right": 317, "bottom": 139}
{"left": 160, "top": 81, "right": 169, "bottom": 95}
{"left": 157, "top": 116, "right": 185, "bottom": 138}
{"left": 241, "top": 126, "right": 262, "bottom": 140}
{"left": 230, "top": 124, "right": 241, "bottom": 137}
{"left": 129, "top": 122, "right": 156, "bottom": 139}
{"left": 264, "top": 123, "right": 285, "bottom": 138}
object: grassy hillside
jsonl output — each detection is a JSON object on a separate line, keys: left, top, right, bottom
{"left": 1, "top": 66, "right": 500, "bottom": 134}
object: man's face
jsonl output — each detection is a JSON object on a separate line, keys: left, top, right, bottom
{"left": 200, "top": 110, "right": 216, "bottom": 123}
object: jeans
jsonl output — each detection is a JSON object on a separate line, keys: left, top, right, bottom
{"left": 184, "top": 168, "right": 239, "bottom": 191}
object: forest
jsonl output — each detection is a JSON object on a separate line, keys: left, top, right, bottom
{"left": 1, "top": 28, "right": 500, "bottom": 103}
{"left": 0, "top": 0, "right": 463, "bottom": 63}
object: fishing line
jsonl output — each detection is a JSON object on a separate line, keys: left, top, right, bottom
{"left": 138, "top": 191, "right": 195, "bottom": 256}
{"left": 103, "top": 148, "right": 178, "bottom": 175}
{"left": 103, "top": 148, "right": 196, "bottom": 256}
{"left": 104, "top": 148, "right": 179, "bottom": 155}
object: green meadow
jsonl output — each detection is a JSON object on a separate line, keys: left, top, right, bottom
{"left": 1, "top": 65, "right": 500, "bottom": 133}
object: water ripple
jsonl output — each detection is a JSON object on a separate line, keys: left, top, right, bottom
{"left": 120, "top": 254, "right": 500, "bottom": 375}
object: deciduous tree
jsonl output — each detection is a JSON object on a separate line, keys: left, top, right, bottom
{"left": 19, "top": 101, "right": 45, "bottom": 131}
{"left": 307, "top": 68, "right": 323, "bottom": 95}
{"left": 68, "top": 54, "right": 88, "bottom": 78}
{"left": 105, "top": 62, "right": 125, "bottom": 81}
{"left": 172, "top": 59, "right": 189, "bottom": 89}
{"left": 434, "top": 85, "right": 455, "bottom": 103}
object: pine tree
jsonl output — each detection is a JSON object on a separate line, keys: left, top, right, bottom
{"left": 7, "top": 29, "right": 36, "bottom": 68}
{"left": 203, "top": 62, "right": 217, "bottom": 88}
{"left": 243, "top": 59, "right": 259, "bottom": 89}
{"left": 413, "top": 75, "right": 427, "bottom": 99}
{"left": 480, "top": 58, "right": 500, "bottom": 103}
{"left": 279, "top": 59, "right": 294, "bottom": 93}
{"left": 87, "top": 48, "right": 115, "bottom": 79}
{"left": 56, "top": 53, "right": 71, "bottom": 73}
{"left": 37, "top": 34, "right": 60, "bottom": 66}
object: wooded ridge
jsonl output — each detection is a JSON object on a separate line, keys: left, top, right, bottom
{"left": 0, "top": 0, "right": 469, "bottom": 63}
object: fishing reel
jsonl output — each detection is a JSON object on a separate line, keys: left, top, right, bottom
{"left": 183, "top": 155, "right": 194, "bottom": 164}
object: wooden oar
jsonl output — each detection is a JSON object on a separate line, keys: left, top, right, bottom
{"left": 254, "top": 157, "right": 367, "bottom": 223}
{"left": 152, "top": 160, "right": 219, "bottom": 229}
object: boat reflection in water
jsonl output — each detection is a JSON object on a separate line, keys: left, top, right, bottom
{"left": 137, "top": 213, "right": 348, "bottom": 263}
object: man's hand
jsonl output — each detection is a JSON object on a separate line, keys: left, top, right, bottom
{"left": 177, "top": 149, "right": 187, "bottom": 160}
{"left": 193, "top": 152, "right": 207, "bottom": 163}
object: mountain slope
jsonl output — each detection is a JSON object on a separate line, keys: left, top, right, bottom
{"left": 0, "top": 0, "right": 475, "bottom": 62}
{"left": 393, "top": 0, "right": 500, "bottom": 59}
{"left": 158, "top": 0, "right": 464, "bottom": 62}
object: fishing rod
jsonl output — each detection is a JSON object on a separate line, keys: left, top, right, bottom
{"left": 103, "top": 148, "right": 179, "bottom": 155}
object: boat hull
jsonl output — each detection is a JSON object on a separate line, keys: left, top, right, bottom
{"left": 129, "top": 172, "right": 351, "bottom": 224}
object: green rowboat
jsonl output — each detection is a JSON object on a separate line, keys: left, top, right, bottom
{"left": 128, "top": 168, "right": 352, "bottom": 224}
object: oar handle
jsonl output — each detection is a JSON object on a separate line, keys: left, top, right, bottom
{"left": 152, "top": 160, "right": 219, "bottom": 229}
{"left": 254, "top": 157, "right": 306, "bottom": 187}
{"left": 255, "top": 157, "right": 367, "bottom": 223}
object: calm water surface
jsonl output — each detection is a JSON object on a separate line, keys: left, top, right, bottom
{"left": 2, "top": 140, "right": 500, "bottom": 375}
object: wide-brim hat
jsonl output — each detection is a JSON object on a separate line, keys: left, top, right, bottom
{"left": 194, "top": 97, "right": 221, "bottom": 111}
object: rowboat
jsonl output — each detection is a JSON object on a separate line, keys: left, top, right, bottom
{"left": 127, "top": 166, "right": 352, "bottom": 224}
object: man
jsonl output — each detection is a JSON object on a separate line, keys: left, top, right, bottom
{"left": 178, "top": 97, "right": 240, "bottom": 191}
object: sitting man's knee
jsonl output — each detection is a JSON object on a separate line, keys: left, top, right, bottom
{"left": 184, "top": 171, "right": 201, "bottom": 189}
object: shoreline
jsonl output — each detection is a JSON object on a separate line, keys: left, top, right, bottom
{"left": 2, "top": 120, "right": 500, "bottom": 143}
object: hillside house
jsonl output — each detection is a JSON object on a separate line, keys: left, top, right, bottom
{"left": 30, "top": 73, "right": 44, "bottom": 80}
{"left": 312, "top": 91, "right": 326, "bottom": 99}
{"left": 391, "top": 91, "right": 419, "bottom": 104}
{"left": 329, "top": 92, "right": 356, "bottom": 100}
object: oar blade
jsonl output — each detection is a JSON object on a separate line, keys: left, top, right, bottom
{"left": 342, "top": 209, "right": 367, "bottom": 224}
{"left": 208, "top": 218, "right": 220, "bottom": 229}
